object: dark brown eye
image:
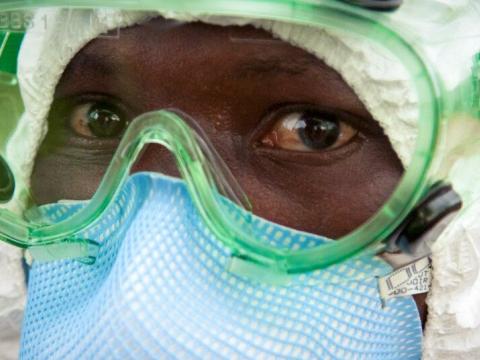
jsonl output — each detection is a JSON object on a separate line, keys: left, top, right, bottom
{"left": 298, "top": 111, "right": 340, "bottom": 150}
{"left": 69, "top": 102, "right": 128, "bottom": 138}
{"left": 260, "top": 110, "right": 358, "bottom": 152}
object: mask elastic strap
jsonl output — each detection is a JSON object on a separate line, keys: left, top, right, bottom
{"left": 375, "top": 183, "right": 461, "bottom": 304}
{"left": 377, "top": 256, "right": 432, "bottom": 306}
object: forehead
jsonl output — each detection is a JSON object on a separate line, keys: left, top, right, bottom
{"left": 61, "top": 17, "right": 326, "bottom": 80}
{"left": 55, "top": 17, "right": 370, "bottom": 118}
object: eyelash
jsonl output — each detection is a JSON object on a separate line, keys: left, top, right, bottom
{"left": 250, "top": 103, "right": 372, "bottom": 164}
{"left": 258, "top": 103, "right": 377, "bottom": 136}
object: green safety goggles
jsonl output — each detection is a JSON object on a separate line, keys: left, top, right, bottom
{"left": 0, "top": 0, "right": 477, "bottom": 275}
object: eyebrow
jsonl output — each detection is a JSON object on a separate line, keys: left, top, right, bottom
{"left": 65, "top": 51, "right": 117, "bottom": 78}
{"left": 236, "top": 56, "right": 322, "bottom": 78}
{"left": 56, "top": 48, "right": 336, "bottom": 99}
{"left": 54, "top": 50, "right": 122, "bottom": 98}
{"left": 63, "top": 49, "right": 322, "bottom": 80}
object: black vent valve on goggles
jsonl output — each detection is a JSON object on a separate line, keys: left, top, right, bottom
{"left": 0, "top": 155, "right": 14, "bottom": 204}
{"left": 388, "top": 183, "right": 462, "bottom": 257}
{"left": 342, "top": 0, "right": 402, "bottom": 11}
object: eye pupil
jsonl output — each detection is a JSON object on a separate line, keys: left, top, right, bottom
{"left": 298, "top": 111, "right": 340, "bottom": 150}
{"left": 87, "top": 103, "right": 126, "bottom": 138}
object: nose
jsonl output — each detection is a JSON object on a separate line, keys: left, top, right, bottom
{"left": 130, "top": 143, "right": 181, "bottom": 178}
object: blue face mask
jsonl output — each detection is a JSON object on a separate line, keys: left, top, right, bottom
{"left": 20, "top": 173, "right": 422, "bottom": 359}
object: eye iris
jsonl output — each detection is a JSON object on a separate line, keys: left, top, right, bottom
{"left": 87, "top": 103, "right": 125, "bottom": 138}
{"left": 298, "top": 111, "right": 340, "bottom": 150}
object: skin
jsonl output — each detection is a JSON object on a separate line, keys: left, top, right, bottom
{"left": 30, "top": 18, "right": 426, "bottom": 324}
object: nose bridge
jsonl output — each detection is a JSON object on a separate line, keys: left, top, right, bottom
{"left": 130, "top": 142, "right": 180, "bottom": 178}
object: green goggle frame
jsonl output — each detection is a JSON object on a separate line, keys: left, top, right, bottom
{"left": 0, "top": 0, "right": 477, "bottom": 275}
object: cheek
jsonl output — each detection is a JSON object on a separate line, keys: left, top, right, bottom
{"left": 31, "top": 155, "right": 109, "bottom": 204}
{"left": 233, "top": 136, "right": 403, "bottom": 239}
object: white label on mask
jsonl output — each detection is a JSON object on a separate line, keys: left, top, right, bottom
{"left": 378, "top": 257, "right": 431, "bottom": 301}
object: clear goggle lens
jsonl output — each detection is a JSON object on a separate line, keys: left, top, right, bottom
{"left": 0, "top": 2, "right": 476, "bottom": 276}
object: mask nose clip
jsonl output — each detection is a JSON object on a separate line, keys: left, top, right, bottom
{"left": 0, "top": 154, "right": 14, "bottom": 203}
{"left": 388, "top": 182, "right": 462, "bottom": 256}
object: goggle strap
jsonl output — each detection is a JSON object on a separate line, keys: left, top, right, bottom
{"left": 387, "top": 182, "right": 462, "bottom": 256}
{"left": 342, "top": 0, "right": 402, "bottom": 12}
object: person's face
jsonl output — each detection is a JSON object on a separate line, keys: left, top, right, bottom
{"left": 30, "top": 17, "right": 428, "bottom": 326}
{"left": 31, "top": 18, "right": 403, "bottom": 240}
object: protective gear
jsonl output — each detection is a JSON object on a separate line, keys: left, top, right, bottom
{"left": 20, "top": 172, "right": 423, "bottom": 359}
{"left": 0, "top": 0, "right": 477, "bottom": 358}
{"left": 0, "top": 1, "right": 469, "bottom": 269}
{"left": 2, "top": 7, "right": 423, "bottom": 271}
